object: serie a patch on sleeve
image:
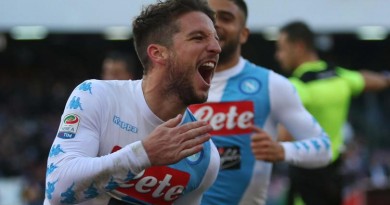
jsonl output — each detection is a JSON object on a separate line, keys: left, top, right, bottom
{"left": 57, "top": 113, "right": 80, "bottom": 139}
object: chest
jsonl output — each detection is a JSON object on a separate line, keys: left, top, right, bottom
{"left": 110, "top": 142, "right": 212, "bottom": 205}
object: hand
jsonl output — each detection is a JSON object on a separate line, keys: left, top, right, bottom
{"left": 250, "top": 125, "right": 285, "bottom": 162}
{"left": 142, "top": 114, "right": 213, "bottom": 166}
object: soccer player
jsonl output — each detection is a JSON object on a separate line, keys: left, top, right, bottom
{"left": 44, "top": 0, "right": 221, "bottom": 204}
{"left": 275, "top": 21, "right": 390, "bottom": 205}
{"left": 188, "top": 0, "right": 332, "bottom": 204}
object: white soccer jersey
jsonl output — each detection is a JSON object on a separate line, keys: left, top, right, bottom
{"left": 189, "top": 58, "right": 332, "bottom": 205}
{"left": 44, "top": 79, "right": 220, "bottom": 205}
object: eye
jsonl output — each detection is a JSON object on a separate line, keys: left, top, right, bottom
{"left": 217, "top": 13, "right": 234, "bottom": 23}
{"left": 192, "top": 35, "right": 204, "bottom": 41}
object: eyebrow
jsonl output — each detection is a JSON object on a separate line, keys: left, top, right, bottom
{"left": 188, "top": 30, "right": 205, "bottom": 36}
{"left": 216, "top": 10, "right": 235, "bottom": 18}
{"left": 187, "top": 29, "right": 215, "bottom": 38}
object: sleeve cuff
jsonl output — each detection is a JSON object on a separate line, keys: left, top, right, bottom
{"left": 280, "top": 142, "right": 295, "bottom": 164}
{"left": 125, "top": 141, "right": 151, "bottom": 174}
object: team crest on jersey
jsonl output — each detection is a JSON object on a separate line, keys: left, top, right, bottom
{"left": 57, "top": 114, "right": 80, "bottom": 139}
{"left": 239, "top": 77, "right": 261, "bottom": 94}
{"left": 186, "top": 150, "right": 204, "bottom": 165}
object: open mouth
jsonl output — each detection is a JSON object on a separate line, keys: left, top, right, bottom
{"left": 198, "top": 61, "right": 216, "bottom": 85}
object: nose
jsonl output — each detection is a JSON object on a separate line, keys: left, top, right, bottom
{"left": 209, "top": 38, "right": 221, "bottom": 54}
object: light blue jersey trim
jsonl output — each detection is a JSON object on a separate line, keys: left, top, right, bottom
{"left": 173, "top": 110, "right": 212, "bottom": 195}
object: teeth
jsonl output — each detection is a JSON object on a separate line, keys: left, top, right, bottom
{"left": 201, "top": 62, "right": 215, "bottom": 69}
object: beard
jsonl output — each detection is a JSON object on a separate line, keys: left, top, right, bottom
{"left": 166, "top": 56, "right": 208, "bottom": 106}
{"left": 218, "top": 36, "right": 240, "bottom": 65}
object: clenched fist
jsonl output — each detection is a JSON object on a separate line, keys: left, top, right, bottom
{"left": 250, "top": 125, "right": 285, "bottom": 162}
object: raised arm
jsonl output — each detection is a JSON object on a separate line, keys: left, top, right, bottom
{"left": 269, "top": 72, "right": 332, "bottom": 168}
{"left": 45, "top": 81, "right": 152, "bottom": 204}
{"left": 360, "top": 70, "right": 390, "bottom": 91}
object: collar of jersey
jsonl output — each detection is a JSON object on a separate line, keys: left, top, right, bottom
{"left": 292, "top": 60, "right": 327, "bottom": 78}
{"left": 212, "top": 57, "right": 246, "bottom": 82}
{"left": 137, "top": 80, "right": 188, "bottom": 126}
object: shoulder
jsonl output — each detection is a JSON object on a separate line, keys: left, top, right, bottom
{"left": 336, "top": 67, "right": 362, "bottom": 78}
{"left": 242, "top": 61, "right": 290, "bottom": 85}
{"left": 267, "top": 71, "right": 307, "bottom": 109}
{"left": 335, "top": 67, "right": 365, "bottom": 94}
{"left": 240, "top": 61, "right": 295, "bottom": 93}
{"left": 268, "top": 70, "right": 295, "bottom": 89}
{"left": 69, "top": 79, "right": 140, "bottom": 109}
{"left": 242, "top": 60, "right": 270, "bottom": 75}
{"left": 75, "top": 79, "right": 139, "bottom": 95}
{"left": 73, "top": 79, "right": 111, "bottom": 94}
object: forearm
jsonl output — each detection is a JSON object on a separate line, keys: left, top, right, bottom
{"left": 361, "top": 70, "right": 390, "bottom": 91}
{"left": 281, "top": 135, "right": 332, "bottom": 168}
{"left": 270, "top": 72, "right": 332, "bottom": 168}
{"left": 46, "top": 141, "right": 150, "bottom": 204}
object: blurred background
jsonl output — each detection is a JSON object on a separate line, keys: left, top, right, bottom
{"left": 0, "top": 0, "right": 389, "bottom": 205}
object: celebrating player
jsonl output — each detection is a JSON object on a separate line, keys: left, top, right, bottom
{"left": 44, "top": 0, "right": 221, "bottom": 204}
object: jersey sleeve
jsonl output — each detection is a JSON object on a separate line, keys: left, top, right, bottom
{"left": 337, "top": 67, "right": 365, "bottom": 96}
{"left": 45, "top": 80, "right": 151, "bottom": 204}
{"left": 269, "top": 72, "right": 332, "bottom": 168}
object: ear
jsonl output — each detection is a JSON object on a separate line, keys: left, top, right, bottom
{"left": 147, "top": 44, "right": 169, "bottom": 65}
{"left": 239, "top": 27, "right": 250, "bottom": 44}
{"left": 295, "top": 40, "right": 306, "bottom": 53}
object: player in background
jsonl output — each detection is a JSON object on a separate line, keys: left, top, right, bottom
{"left": 188, "top": 0, "right": 332, "bottom": 204}
{"left": 275, "top": 20, "right": 390, "bottom": 205}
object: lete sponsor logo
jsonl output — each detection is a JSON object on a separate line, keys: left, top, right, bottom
{"left": 189, "top": 101, "right": 254, "bottom": 135}
{"left": 57, "top": 114, "right": 80, "bottom": 139}
{"left": 111, "top": 167, "right": 190, "bottom": 205}
{"left": 110, "top": 146, "right": 190, "bottom": 205}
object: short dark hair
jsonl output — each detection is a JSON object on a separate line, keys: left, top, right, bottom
{"left": 132, "top": 0, "right": 216, "bottom": 74}
{"left": 229, "top": 0, "right": 248, "bottom": 23}
{"left": 280, "top": 21, "right": 315, "bottom": 51}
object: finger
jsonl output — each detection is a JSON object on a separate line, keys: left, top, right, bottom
{"left": 178, "top": 122, "right": 212, "bottom": 138}
{"left": 251, "top": 138, "right": 272, "bottom": 152}
{"left": 253, "top": 152, "right": 267, "bottom": 161}
{"left": 251, "top": 132, "right": 269, "bottom": 142}
{"left": 177, "top": 134, "right": 211, "bottom": 160}
{"left": 181, "top": 133, "right": 211, "bottom": 150}
{"left": 180, "top": 144, "right": 204, "bottom": 159}
{"left": 251, "top": 143, "right": 266, "bottom": 153}
{"left": 250, "top": 125, "right": 264, "bottom": 133}
{"left": 162, "top": 114, "right": 183, "bottom": 128}
{"left": 186, "top": 124, "right": 213, "bottom": 139}
{"left": 253, "top": 150, "right": 273, "bottom": 161}
{"left": 179, "top": 133, "right": 212, "bottom": 158}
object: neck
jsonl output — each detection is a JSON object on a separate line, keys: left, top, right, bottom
{"left": 297, "top": 52, "right": 319, "bottom": 67}
{"left": 216, "top": 48, "right": 241, "bottom": 72}
{"left": 142, "top": 75, "right": 187, "bottom": 122}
